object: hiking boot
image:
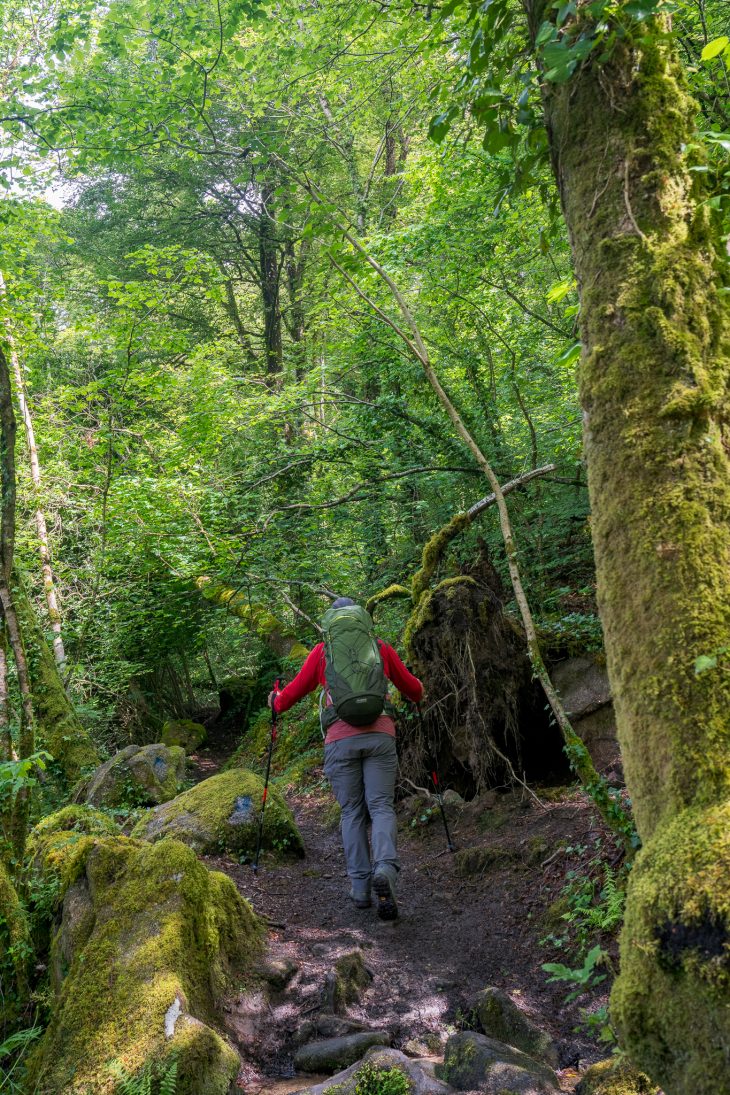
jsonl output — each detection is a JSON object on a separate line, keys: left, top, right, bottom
{"left": 373, "top": 868, "right": 398, "bottom": 921}
{"left": 349, "top": 889, "right": 371, "bottom": 910}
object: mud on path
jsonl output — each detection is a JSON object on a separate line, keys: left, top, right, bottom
{"left": 202, "top": 779, "right": 612, "bottom": 1093}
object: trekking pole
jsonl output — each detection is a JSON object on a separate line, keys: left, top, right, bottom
{"left": 416, "top": 702, "right": 456, "bottom": 853}
{"left": 253, "top": 678, "right": 280, "bottom": 875}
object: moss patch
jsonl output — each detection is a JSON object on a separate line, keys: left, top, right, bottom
{"left": 0, "top": 858, "right": 30, "bottom": 1007}
{"left": 576, "top": 1058, "right": 660, "bottom": 1095}
{"left": 611, "top": 801, "right": 730, "bottom": 1094}
{"left": 161, "top": 720, "right": 207, "bottom": 754}
{"left": 25, "top": 836, "right": 264, "bottom": 1095}
{"left": 411, "top": 511, "right": 472, "bottom": 606}
{"left": 132, "top": 768, "right": 304, "bottom": 861}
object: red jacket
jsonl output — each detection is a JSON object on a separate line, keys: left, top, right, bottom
{"left": 273, "top": 640, "right": 423, "bottom": 714}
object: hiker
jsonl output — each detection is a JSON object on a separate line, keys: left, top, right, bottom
{"left": 268, "top": 597, "right": 423, "bottom": 920}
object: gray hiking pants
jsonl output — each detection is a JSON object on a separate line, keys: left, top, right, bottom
{"left": 323, "top": 732, "right": 399, "bottom": 891}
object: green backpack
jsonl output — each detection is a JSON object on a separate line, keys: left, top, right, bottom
{"left": 320, "top": 604, "right": 388, "bottom": 729}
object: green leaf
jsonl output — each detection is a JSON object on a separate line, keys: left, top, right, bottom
{"left": 700, "top": 36, "right": 729, "bottom": 62}
{"left": 694, "top": 654, "right": 718, "bottom": 675}
{"left": 555, "top": 341, "right": 582, "bottom": 367}
{"left": 546, "top": 277, "right": 575, "bottom": 304}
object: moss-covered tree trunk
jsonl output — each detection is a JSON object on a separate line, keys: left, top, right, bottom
{"left": 12, "top": 571, "right": 100, "bottom": 786}
{"left": 531, "top": 14, "right": 730, "bottom": 1092}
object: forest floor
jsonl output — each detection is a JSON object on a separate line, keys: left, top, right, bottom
{"left": 190, "top": 746, "right": 619, "bottom": 1095}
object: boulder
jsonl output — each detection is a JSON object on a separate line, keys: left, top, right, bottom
{"left": 437, "top": 1031, "right": 559, "bottom": 1093}
{"left": 131, "top": 768, "right": 304, "bottom": 860}
{"left": 25, "top": 835, "right": 264, "bottom": 1095}
{"left": 294, "top": 1031, "right": 392, "bottom": 1073}
{"left": 466, "top": 986, "right": 559, "bottom": 1067}
{"left": 161, "top": 719, "right": 207, "bottom": 754}
{"left": 575, "top": 1059, "right": 661, "bottom": 1095}
{"left": 75, "top": 744, "right": 185, "bottom": 808}
{"left": 26, "top": 806, "right": 121, "bottom": 905}
{"left": 297, "top": 1046, "right": 454, "bottom": 1094}
{"left": 551, "top": 657, "right": 618, "bottom": 770}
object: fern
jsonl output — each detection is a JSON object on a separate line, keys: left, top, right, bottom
{"left": 159, "top": 1060, "right": 178, "bottom": 1095}
{"left": 108, "top": 1058, "right": 177, "bottom": 1095}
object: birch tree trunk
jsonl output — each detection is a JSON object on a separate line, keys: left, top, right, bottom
{"left": 0, "top": 343, "right": 36, "bottom": 860}
{"left": 0, "top": 270, "right": 67, "bottom": 674}
{"left": 526, "top": 8, "right": 730, "bottom": 1090}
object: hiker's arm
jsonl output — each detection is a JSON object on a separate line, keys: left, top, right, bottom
{"left": 380, "top": 643, "right": 424, "bottom": 704}
{"left": 272, "top": 644, "right": 324, "bottom": 713}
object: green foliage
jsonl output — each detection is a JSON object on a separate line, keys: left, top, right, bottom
{"left": 0, "top": 751, "right": 53, "bottom": 803}
{"left": 353, "top": 1062, "right": 413, "bottom": 1095}
{"left": 109, "top": 1057, "right": 178, "bottom": 1095}
{"left": 542, "top": 943, "right": 608, "bottom": 1003}
{"left": 0, "top": 1026, "right": 43, "bottom": 1095}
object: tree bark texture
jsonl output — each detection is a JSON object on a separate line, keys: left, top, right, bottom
{"left": 536, "top": 16, "right": 730, "bottom": 1091}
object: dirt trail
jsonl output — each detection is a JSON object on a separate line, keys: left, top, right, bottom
{"left": 199, "top": 776, "right": 606, "bottom": 1094}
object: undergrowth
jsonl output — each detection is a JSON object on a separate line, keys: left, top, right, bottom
{"left": 109, "top": 1056, "right": 178, "bottom": 1094}
{"left": 540, "top": 840, "right": 628, "bottom": 1045}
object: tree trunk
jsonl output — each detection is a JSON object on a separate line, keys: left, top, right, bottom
{"left": 11, "top": 569, "right": 99, "bottom": 786}
{"left": 0, "top": 344, "right": 36, "bottom": 860}
{"left": 258, "top": 183, "right": 284, "bottom": 379}
{"left": 532, "top": 14, "right": 730, "bottom": 1091}
{"left": 285, "top": 238, "right": 309, "bottom": 382}
{"left": 0, "top": 270, "right": 67, "bottom": 674}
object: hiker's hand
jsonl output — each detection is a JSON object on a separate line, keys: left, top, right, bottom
{"left": 267, "top": 691, "right": 278, "bottom": 710}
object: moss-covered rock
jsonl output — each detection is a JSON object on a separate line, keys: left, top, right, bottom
{"left": 26, "top": 806, "right": 122, "bottom": 910}
{"left": 131, "top": 768, "right": 304, "bottom": 860}
{"left": 575, "top": 1059, "right": 660, "bottom": 1095}
{"left": 299, "top": 1046, "right": 452, "bottom": 1095}
{"left": 437, "top": 1031, "right": 559, "bottom": 1093}
{"left": 320, "top": 951, "right": 373, "bottom": 1014}
{"left": 466, "top": 987, "right": 559, "bottom": 1068}
{"left": 294, "top": 1031, "right": 392, "bottom": 1073}
{"left": 610, "top": 802, "right": 730, "bottom": 1095}
{"left": 25, "top": 836, "right": 264, "bottom": 1094}
{"left": 454, "top": 842, "right": 520, "bottom": 877}
{"left": 29, "top": 805, "right": 120, "bottom": 847}
{"left": 76, "top": 743, "right": 185, "bottom": 808}
{"left": 161, "top": 719, "right": 207, "bottom": 754}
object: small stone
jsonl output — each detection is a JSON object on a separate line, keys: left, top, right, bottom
{"left": 321, "top": 951, "right": 372, "bottom": 1014}
{"left": 403, "top": 1037, "right": 431, "bottom": 1057}
{"left": 294, "top": 1020, "right": 316, "bottom": 1046}
{"left": 294, "top": 1031, "right": 392, "bottom": 1073}
{"left": 259, "top": 956, "right": 299, "bottom": 990}
{"left": 316, "top": 1016, "right": 367, "bottom": 1038}
{"left": 442, "top": 789, "right": 465, "bottom": 807}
